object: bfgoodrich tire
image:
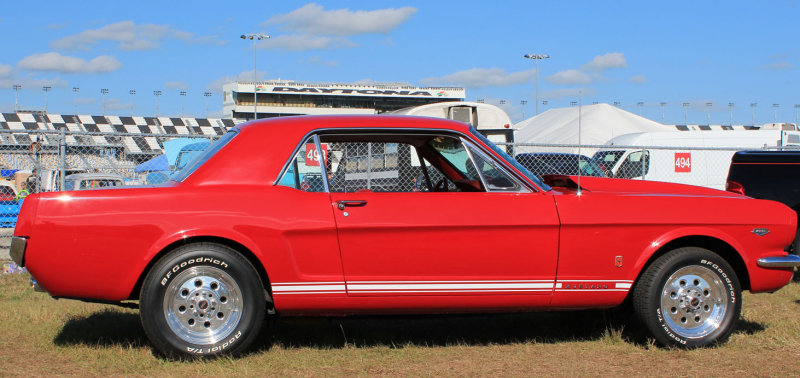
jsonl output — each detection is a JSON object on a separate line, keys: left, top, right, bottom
{"left": 140, "top": 243, "right": 266, "bottom": 358}
{"left": 633, "top": 247, "right": 741, "bottom": 347}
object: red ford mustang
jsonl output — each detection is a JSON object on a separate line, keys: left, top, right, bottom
{"left": 10, "top": 115, "right": 800, "bottom": 357}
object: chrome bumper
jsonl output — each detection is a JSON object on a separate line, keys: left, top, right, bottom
{"left": 757, "top": 255, "right": 800, "bottom": 268}
{"left": 9, "top": 236, "right": 26, "bottom": 267}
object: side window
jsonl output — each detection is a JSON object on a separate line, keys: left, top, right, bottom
{"left": 428, "top": 136, "right": 481, "bottom": 181}
{"left": 326, "top": 141, "right": 423, "bottom": 192}
{"left": 277, "top": 138, "right": 326, "bottom": 192}
{"left": 469, "top": 147, "right": 520, "bottom": 191}
{"left": 616, "top": 150, "right": 650, "bottom": 178}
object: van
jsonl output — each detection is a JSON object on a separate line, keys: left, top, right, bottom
{"left": 594, "top": 129, "right": 798, "bottom": 190}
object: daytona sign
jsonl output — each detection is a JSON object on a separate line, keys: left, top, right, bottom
{"left": 269, "top": 86, "right": 449, "bottom": 97}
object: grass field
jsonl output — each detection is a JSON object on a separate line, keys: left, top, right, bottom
{"left": 2, "top": 272, "right": 800, "bottom": 376}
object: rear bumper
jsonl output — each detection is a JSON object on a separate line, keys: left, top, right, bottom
{"left": 9, "top": 236, "right": 26, "bottom": 266}
{"left": 757, "top": 255, "right": 800, "bottom": 268}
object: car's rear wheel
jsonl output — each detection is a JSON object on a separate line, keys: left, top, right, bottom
{"left": 633, "top": 247, "right": 741, "bottom": 347}
{"left": 140, "top": 243, "right": 266, "bottom": 358}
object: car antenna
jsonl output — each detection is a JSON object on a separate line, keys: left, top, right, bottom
{"left": 576, "top": 92, "right": 582, "bottom": 196}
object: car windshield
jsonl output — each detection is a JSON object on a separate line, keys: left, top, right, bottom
{"left": 170, "top": 131, "right": 237, "bottom": 182}
{"left": 592, "top": 150, "right": 626, "bottom": 173}
{"left": 469, "top": 127, "right": 550, "bottom": 191}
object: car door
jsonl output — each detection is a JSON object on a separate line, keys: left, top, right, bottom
{"left": 323, "top": 132, "right": 560, "bottom": 298}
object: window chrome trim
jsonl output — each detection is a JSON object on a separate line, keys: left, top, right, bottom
{"left": 461, "top": 137, "right": 529, "bottom": 193}
{"left": 314, "top": 134, "right": 330, "bottom": 192}
{"left": 273, "top": 127, "right": 542, "bottom": 192}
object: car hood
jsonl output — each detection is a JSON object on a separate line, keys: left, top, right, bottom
{"left": 542, "top": 175, "right": 743, "bottom": 198}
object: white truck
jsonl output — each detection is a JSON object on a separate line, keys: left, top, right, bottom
{"left": 594, "top": 128, "right": 800, "bottom": 190}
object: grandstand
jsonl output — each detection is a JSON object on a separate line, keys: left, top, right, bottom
{"left": 0, "top": 111, "right": 237, "bottom": 156}
{"left": 222, "top": 80, "right": 466, "bottom": 119}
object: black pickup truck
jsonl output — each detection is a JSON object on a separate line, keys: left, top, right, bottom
{"left": 727, "top": 151, "right": 800, "bottom": 252}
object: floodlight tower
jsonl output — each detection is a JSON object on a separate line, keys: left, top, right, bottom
{"left": 523, "top": 53, "right": 549, "bottom": 115}
{"left": 13, "top": 84, "right": 21, "bottom": 112}
{"left": 241, "top": 33, "right": 270, "bottom": 120}
{"left": 100, "top": 88, "right": 109, "bottom": 116}
{"left": 43, "top": 86, "right": 52, "bottom": 113}
{"left": 72, "top": 87, "right": 79, "bottom": 115}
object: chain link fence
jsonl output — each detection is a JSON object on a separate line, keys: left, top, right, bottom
{"left": 2, "top": 129, "right": 219, "bottom": 193}
{"left": 506, "top": 142, "right": 786, "bottom": 191}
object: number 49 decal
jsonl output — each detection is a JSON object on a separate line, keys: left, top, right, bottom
{"left": 305, "top": 143, "right": 328, "bottom": 167}
{"left": 674, "top": 152, "right": 691, "bottom": 172}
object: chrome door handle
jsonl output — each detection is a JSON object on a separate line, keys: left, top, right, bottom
{"left": 337, "top": 200, "right": 367, "bottom": 210}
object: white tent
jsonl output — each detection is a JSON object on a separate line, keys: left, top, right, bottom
{"left": 514, "top": 103, "right": 670, "bottom": 146}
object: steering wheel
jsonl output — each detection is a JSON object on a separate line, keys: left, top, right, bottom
{"left": 434, "top": 178, "right": 447, "bottom": 192}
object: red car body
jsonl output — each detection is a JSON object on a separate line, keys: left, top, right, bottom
{"left": 10, "top": 115, "right": 799, "bottom": 355}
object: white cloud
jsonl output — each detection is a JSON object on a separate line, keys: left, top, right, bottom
{"left": 304, "top": 55, "right": 339, "bottom": 67}
{"left": 581, "top": 52, "right": 627, "bottom": 71}
{"left": 262, "top": 34, "right": 356, "bottom": 51}
{"left": 75, "top": 97, "right": 96, "bottom": 105}
{"left": 0, "top": 64, "right": 12, "bottom": 78}
{"left": 104, "top": 98, "right": 133, "bottom": 111}
{"left": 760, "top": 61, "right": 794, "bottom": 70}
{"left": 628, "top": 75, "right": 647, "bottom": 84}
{"left": 18, "top": 52, "right": 122, "bottom": 74}
{"left": 0, "top": 75, "right": 67, "bottom": 90}
{"left": 164, "top": 81, "right": 189, "bottom": 90}
{"left": 419, "top": 68, "right": 536, "bottom": 88}
{"left": 50, "top": 21, "right": 224, "bottom": 51}
{"left": 546, "top": 69, "right": 592, "bottom": 85}
{"left": 205, "top": 70, "right": 268, "bottom": 93}
{"left": 540, "top": 88, "right": 597, "bottom": 100}
{"left": 265, "top": 3, "right": 417, "bottom": 36}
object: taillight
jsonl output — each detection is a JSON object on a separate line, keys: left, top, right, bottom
{"left": 726, "top": 180, "right": 745, "bottom": 195}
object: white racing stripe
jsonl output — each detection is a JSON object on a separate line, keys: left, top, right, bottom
{"left": 272, "top": 279, "right": 634, "bottom": 295}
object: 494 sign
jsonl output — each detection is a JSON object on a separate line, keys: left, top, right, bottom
{"left": 674, "top": 152, "right": 691, "bottom": 172}
{"left": 305, "top": 143, "right": 328, "bottom": 167}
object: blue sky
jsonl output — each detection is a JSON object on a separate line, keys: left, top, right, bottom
{"left": 0, "top": 1, "right": 797, "bottom": 124}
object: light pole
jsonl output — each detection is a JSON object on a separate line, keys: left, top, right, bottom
{"left": 204, "top": 92, "right": 213, "bottom": 117}
{"left": 42, "top": 86, "right": 52, "bottom": 113}
{"left": 728, "top": 103, "right": 734, "bottom": 125}
{"left": 241, "top": 33, "right": 270, "bottom": 120}
{"left": 542, "top": 100, "right": 548, "bottom": 111}
{"left": 154, "top": 90, "right": 162, "bottom": 117}
{"left": 660, "top": 102, "right": 666, "bottom": 123}
{"left": 683, "top": 102, "right": 690, "bottom": 124}
{"left": 13, "top": 84, "right": 21, "bottom": 112}
{"left": 72, "top": 87, "right": 79, "bottom": 115}
{"left": 520, "top": 100, "right": 527, "bottom": 119}
{"left": 100, "top": 88, "right": 109, "bottom": 116}
{"left": 773, "top": 104, "right": 779, "bottom": 123}
{"left": 523, "top": 53, "right": 549, "bottom": 115}
{"left": 129, "top": 90, "right": 136, "bottom": 117}
{"left": 180, "top": 91, "right": 187, "bottom": 116}
{"left": 751, "top": 103, "right": 757, "bottom": 125}
{"left": 705, "top": 102, "right": 712, "bottom": 125}
{"left": 613, "top": 101, "right": 620, "bottom": 107}
{"left": 637, "top": 102, "right": 644, "bottom": 116}
{"left": 795, "top": 104, "right": 799, "bottom": 125}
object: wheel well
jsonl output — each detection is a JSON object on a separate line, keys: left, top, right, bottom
{"left": 635, "top": 235, "right": 751, "bottom": 291}
{"left": 128, "top": 236, "right": 272, "bottom": 300}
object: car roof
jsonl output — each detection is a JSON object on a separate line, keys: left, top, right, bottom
{"left": 235, "top": 114, "right": 473, "bottom": 135}
{"left": 184, "top": 115, "right": 476, "bottom": 187}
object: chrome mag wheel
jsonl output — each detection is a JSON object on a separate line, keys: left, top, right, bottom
{"left": 163, "top": 266, "right": 243, "bottom": 345}
{"left": 660, "top": 265, "right": 727, "bottom": 339}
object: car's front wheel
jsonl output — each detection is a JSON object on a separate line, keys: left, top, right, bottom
{"left": 633, "top": 247, "right": 741, "bottom": 347}
{"left": 140, "top": 243, "right": 267, "bottom": 358}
